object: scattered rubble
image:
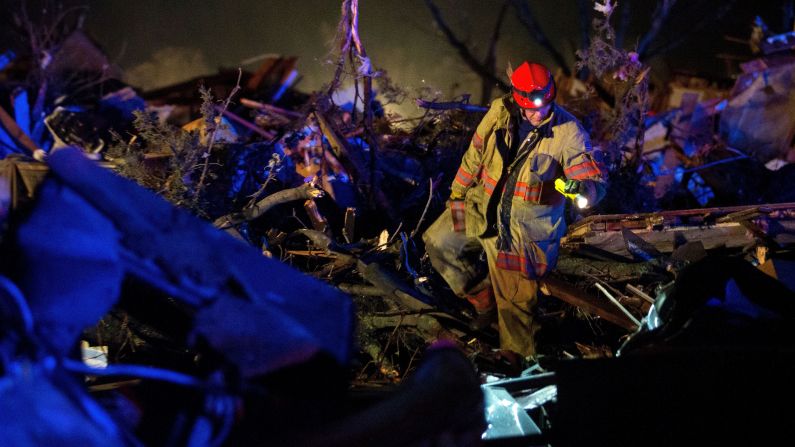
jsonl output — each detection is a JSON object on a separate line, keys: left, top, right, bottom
{"left": 1, "top": 0, "right": 795, "bottom": 445}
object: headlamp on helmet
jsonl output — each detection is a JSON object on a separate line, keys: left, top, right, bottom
{"left": 510, "top": 61, "right": 556, "bottom": 109}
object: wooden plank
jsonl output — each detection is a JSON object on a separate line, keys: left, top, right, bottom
{"left": 569, "top": 203, "right": 795, "bottom": 234}
{"left": 541, "top": 277, "right": 638, "bottom": 331}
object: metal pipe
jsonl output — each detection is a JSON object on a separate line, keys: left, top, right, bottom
{"left": 626, "top": 283, "right": 656, "bottom": 304}
{"left": 595, "top": 282, "right": 641, "bottom": 328}
{"left": 482, "top": 371, "right": 557, "bottom": 393}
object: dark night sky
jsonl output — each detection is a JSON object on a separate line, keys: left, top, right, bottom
{"left": 82, "top": 1, "right": 793, "bottom": 111}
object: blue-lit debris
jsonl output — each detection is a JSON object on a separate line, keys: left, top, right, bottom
{"left": 100, "top": 87, "right": 146, "bottom": 121}
{"left": 16, "top": 177, "right": 124, "bottom": 354}
{"left": 0, "top": 362, "right": 128, "bottom": 446}
{"left": 481, "top": 385, "right": 542, "bottom": 440}
{"left": 0, "top": 50, "right": 14, "bottom": 70}
{"left": 705, "top": 278, "right": 782, "bottom": 320}
{"left": 271, "top": 69, "right": 299, "bottom": 103}
{"left": 0, "top": 122, "right": 18, "bottom": 154}
{"left": 13, "top": 90, "right": 31, "bottom": 138}
{"left": 685, "top": 171, "right": 715, "bottom": 206}
{"left": 515, "top": 384, "right": 558, "bottom": 411}
{"left": 622, "top": 227, "right": 663, "bottom": 261}
{"left": 18, "top": 147, "right": 355, "bottom": 375}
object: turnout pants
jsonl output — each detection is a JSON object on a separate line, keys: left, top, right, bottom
{"left": 480, "top": 235, "right": 539, "bottom": 358}
{"left": 424, "top": 210, "right": 539, "bottom": 357}
{"left": 423, "top": 209, "right": 492, "bottom": 310}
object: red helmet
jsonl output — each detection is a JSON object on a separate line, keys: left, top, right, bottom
{"left": 511, "top": 61, "right": 556, "bottom": 109}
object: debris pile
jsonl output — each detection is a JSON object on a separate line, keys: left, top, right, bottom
{"left": 1, "top": 0, "right": 795, "bottom": 445}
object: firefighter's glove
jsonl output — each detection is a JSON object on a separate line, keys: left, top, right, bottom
{"left": 563, "top": 179, "right": 582, "bottom": 195}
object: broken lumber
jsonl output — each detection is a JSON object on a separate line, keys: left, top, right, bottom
{"left": 213, "top": 105, "right": 275, "bottom": 140}
{"left": 315, "top": 111, "right": 368, "bottom": 184}
{"left": 541, "top": 276, "right": 639, "bottom": 331}
{"left": 240, "top": 97, "right": 302, "bottom": 119}
{"left": 562, "top": 203, "right": 795, "bottom": 258}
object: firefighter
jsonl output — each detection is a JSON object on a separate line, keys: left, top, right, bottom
{"left": 444, "top": 61, "right": 607, "bottom": 358}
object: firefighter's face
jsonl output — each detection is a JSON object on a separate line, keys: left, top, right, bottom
{"left": 522, "top": 103, "right": 552, "bottom": 126}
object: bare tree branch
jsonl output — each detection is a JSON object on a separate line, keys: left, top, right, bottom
{"left": 510, "top": 0, "right": 572, "bottom": 76}
{"left": 195, "top": 68, "right": 242, "bottom": 194}
{"left": 326, "top": 0, "right": 353, "bottom": 97}
{"left": 574, "top": 0, "right": 593, "bottom": 80}
{"left": 424, "top": 0, "right": 510, "bottom": 96}
{"left": 324, "top": 0, "right": 399, "bottom": 218}
{"left": 481, "top": 1, "right": 510, "bottom": 103}
{"left": 576, "top": 0, "right": 592, "bottom": 54}
{"left": 616, "top": 0, "right": 632, "bottom": 49}
{"left": 637, "top": 0, "right": 677, "bottom": 58}
{"left": 642, "top": 0, "right": 737, "bottom": 61}
{"left": 349, "top": 0, "right": 382, "bottom": 212}
{"left": 784, "top": 0, "right": 795, "bottom": 34}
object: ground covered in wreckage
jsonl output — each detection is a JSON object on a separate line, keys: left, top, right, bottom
{"left": 3, "top": 0, "right": 795, "bottom": 445}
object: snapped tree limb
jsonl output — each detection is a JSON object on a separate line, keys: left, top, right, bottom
{"left": 213, "top": 183, "right": 324, "bottom": 229}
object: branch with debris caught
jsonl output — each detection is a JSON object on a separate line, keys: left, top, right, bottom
{"left": 577, "top": 0, "right": 650, "bottom": 166}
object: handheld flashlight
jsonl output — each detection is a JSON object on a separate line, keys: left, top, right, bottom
{"left": 554, "top": 178, "right": 589, "bottom": 209}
